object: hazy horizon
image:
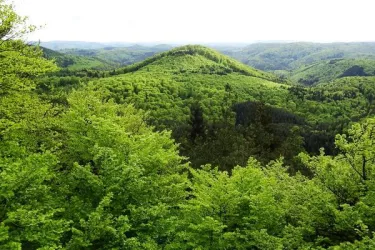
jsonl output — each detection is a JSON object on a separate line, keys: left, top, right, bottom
{"left": 32, "top": 40, "right": 375, "bottom": 45}
{"left": 14, "top": 0, "right": 375, "bottom": 43}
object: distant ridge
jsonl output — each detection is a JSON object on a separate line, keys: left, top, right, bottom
{"left": 40, "top": 46, "right": 116, "bottom": 70}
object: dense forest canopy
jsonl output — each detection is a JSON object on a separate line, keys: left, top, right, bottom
{"left": 2, "top": 1, "right": 375, "bottom": 249}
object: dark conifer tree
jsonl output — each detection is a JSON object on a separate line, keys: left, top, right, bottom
{"left": 189, "top": 102, "right": 205, "bottom": 142}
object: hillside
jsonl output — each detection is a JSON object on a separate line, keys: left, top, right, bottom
{"left": 110, "top": 45, "right": 280, "bottom": 81}
{"left": 61, "top": 44, "right": 173, "bottom": 66}
{"left": 87, "top": 45, "right": 295, "bottom": 168}
{"left": 289, "top": 58, "right": 375, "bottom": 85}
{"left": 221, "top": 42, "right": 375, "bottom": 71}
{"left": 95, "top": 45, "right": 286, "bottom": 124}
{"left": 97, "top": 45, "right": 375, "bottom": 126}
{"left": 81, "top": 45, "right": 375, "bottom": 170}
{"left": 41, "top": 47, "right": 116, "bottom": 71}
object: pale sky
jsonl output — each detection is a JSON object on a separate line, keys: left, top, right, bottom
{"left": 13, "top": 0, "right": 375, "bottom": 43}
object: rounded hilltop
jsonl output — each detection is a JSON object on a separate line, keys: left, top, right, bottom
{"left": 112, "top": 44, "right": 281, "bottom": 82}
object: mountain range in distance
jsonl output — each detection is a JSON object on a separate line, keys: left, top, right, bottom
{"left": 40, "top": 41, "right": 375, "bottom": 85}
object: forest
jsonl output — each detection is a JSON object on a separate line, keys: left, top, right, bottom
{"left": 2, "top": 1, "right": 375, "bottom": 249}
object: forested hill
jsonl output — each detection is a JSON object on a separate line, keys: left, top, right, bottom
{"left": 41, "top": 46, "right": 117, "bottom": 70}
{"left": 108, "top": 45, "right": 280, "bottom": 82}
{"left": 289, "top": 58, "right": 375, "bottom": 85}
{"left": 44, "top": 42, "right": 375, "bottom": 86}
{"left": 37, "top": 44, "right": 375, "bottom": 170}
{"left": 92, "top": 45, "right": 287, "bottom": 126}
{"left": 222, "top": 42, "right": 375, "bottom": 71}
{"left": 84, "top": 45, "right": 294, "bottom": 169}
{"left": 61, "top": 44, "right": 173, "bottom": 66}
{"left": 82, "top": 45, "right": 375, "bottom": 170}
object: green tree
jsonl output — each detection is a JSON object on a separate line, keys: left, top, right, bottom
{"left": 0, "top": 0, "right": 57, "bottom": 95}
{"left": 299, "top": 119, "right": 375, "bottom": 245}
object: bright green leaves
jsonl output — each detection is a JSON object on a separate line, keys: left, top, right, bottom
{"left": 301, "top": 118, "right": 375, "bottom": 204}
{"left": 300, "top": 150, "right": 362, "bottom": 204}
{"left": 172, "top": 145, "right": 375, "bottom": 249}
{"left": 297, "top": 119, "right": 375, "bottom": 246}
{"left": 0, "top": 2, "right": 66, "bottom": 248}
{"left": 335, "top": 118, "right": 375, "bottom": 182}
{"left": 0, "top": 0, "right": 60, "bottom": 154}
{"left": 0, "top": 152, "right": 57, "bottom": 202}
{"left": 0, "top": 87, "right": 190, "bottom": 248}
{"left": 171, "top": 161, "right": 286, "bottom": 249}
{"left": 0, "top": 0, "right": 57, "bottom": 95}
{"left": 0, "top": 42, "right": 58, "bottom": 94}
{"left": 49, "top": 89, "right": 189, "bottom": 248}
{"left": 0, "top": 0, "right": 36, "bottom": 40}
{"left": 5, "top": 208, "right": 69, "bottom": 249}
{"left": 66, "top": 193, "right": 130, "bottom": 249}
{"left": 0, "top": 92, "right": 63, "bottom": 154}
{"left": 0, "top": 152, "right": 69, "bottom": 249}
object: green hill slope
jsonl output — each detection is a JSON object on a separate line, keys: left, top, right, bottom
{"left": 61, "top": 44, "right": 173, "bottom": 66}
{"left": 41, "top": 47, "right": 116, "bottom": 71}
{"left": 94, "top": 45, "right": 285, "bottom": 125}
{"left": 43, "top": 44, "right": 375, "bottom": 171}
{"left": 86, "top": 45, "right": 296, "bottom": 168}
{"left": 222, "top": 42, "right": 375, "bottom": 71}
{"left": 111, "top": 45, "right": 280, "bottom": 81}
{"left": 290, "top": 58, "right": 375, "bottom": 85}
